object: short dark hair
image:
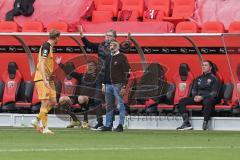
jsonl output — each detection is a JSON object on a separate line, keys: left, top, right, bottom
{"left": 110, "top": 40, "right": 120, "bottom": 48}
{"left": 106, "top": 29, "right": 116, "bottom": 38}
{"left": 49, "top": 29, "right": 60, "bottom": 40}
{"left": 203, "top": 60, "right": 213, "bottom": 68}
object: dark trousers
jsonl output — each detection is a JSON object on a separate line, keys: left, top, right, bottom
{"left": 93, "top": 77, "right": 104, "bottom": 124}
{"left": 178, "top": 97, "right": 216, "bottom": 121}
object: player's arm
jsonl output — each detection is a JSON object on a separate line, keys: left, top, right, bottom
{"left": 56, "top": 56, "right": 83, "bottom": 81}
{"left": 40, "top": 43, "right": 51, "bottom": 88}
{"left": 79, "top": 25, "right": 99, "bottom": 50}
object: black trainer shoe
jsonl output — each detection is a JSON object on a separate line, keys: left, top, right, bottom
{"left": 90, "top": 123, "right": 104, "bottom": 131}
{"left": 114, "top": 124, "right": 123, "bottom": 132}
{"left": 177, "top": 122, "right": 193, "bottom": 130}
{"left": 98, "top": 126, "right": 112, "bottom": 131}
{"left": 202, "top": 121, "right": 208, "bottom": 130}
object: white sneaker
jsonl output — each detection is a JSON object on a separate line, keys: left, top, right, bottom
{"left": 42, "top": 128, "right": 54, "bottom": 135}
{"left": 31, "top": 118, "right": 43, "bottom": 133}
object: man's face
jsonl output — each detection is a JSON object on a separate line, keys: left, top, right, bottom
{"left": 110, "top": 42, "right": 119, "bottom": 53}
{"left": 53, "top": 37, "right": 59, "bottom": 45}
{"left": 202, "top": 61, "right": 212, "bottom": 73}
{"left": 105, "top": 32, "right": 115, "bottom": 43}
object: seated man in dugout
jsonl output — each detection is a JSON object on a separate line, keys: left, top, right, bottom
{"left": 176, "top": 60, "right": 220, "bottom": 131}
{"left": 55, "top": 56, "right": 104, "bottom": 129}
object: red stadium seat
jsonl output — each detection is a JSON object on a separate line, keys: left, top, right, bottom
{"left": 147, "top": 0, "right": 170, "bottom": 16}
{"left": 15, "top": 81, "right": 34, "bottom": 112}
{"left": 92, "top": 10, "right": 114, "bottom": 23}
{"left": 215, "top": 83, "right": 233, "bottom": 111}
{"left": 201, "top": 21, "right": 225, "bottom": 33}
{"left": 119, "top": 0, "right": 145, "bottom": 21}
{"left": 1, "top": 62, "right": 23, "bottom": 112}
{"left": 47, "top": 21, "right": 68, "bottom": 32}
{"left": 173, "top": 63, "right": 194, "bottom": 104}
{"left": 228, "top": 21, "right": 240, "bottom": 33}
{"left": 156, "top": 82, "right": 176, "bottom": 111}
{"left": 172, "top": 0, "right": 195, "bottom": 18}
{"left": 230, "top": 64, "right": 240, "bottom": 113}
{"left": 163, "top": 0, "right": 195, "bottom": 23}
{"left": 175, "top": 21, "right": 198, "bottom": 33}
{"left": 22, "top": 21, "right": 44, "bottom": 32}
{"left": 0, "top": 21, "right": 18, "bottom": 32}
{"left": 143, "top": 0, "right": 170, "bottom": 21}
{"left": 94, "top": 0, "right": 120, "bottom": 17}
{"left": 31, "top": 85, "right": 41, "bottom": 113}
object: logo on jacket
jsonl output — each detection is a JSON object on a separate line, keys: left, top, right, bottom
{"left": 114, "top": 61, "right": 118, "bottom": 65}
{"left": 8, "top": 81, "right": 15, "bottom": 89}
{"left": 197, "top": 78, "right": 201, "bottom": 85}
{"left": 179, "top": 83, "right": 187, "bottom": 92}
{"left": 207, "top": 79, "right": 212, "bottom": 84}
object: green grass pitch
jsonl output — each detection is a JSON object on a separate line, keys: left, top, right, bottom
{"left": 0, "top": 128, "right": 240, "bottom": 160}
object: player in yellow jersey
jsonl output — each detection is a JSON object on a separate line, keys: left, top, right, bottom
{"left": 31, "top": 29, "right": 60, "bottom": 134}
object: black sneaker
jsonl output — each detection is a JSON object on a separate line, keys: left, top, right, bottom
{"left": 114, "top": 124, "right": 123, "bottom": 132}
{"left": 90, "top": 123, "right": 104, "bottom": 131}
{"left": 202, "top": 121, "right": 208, "bottom": 130}
{"left": 98, "top": 126, "right": 112, "bottom": 131}
{"left": 177, "top": 122, "right": 193, "bottom": 130}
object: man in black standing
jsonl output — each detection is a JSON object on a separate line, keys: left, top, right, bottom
{"left": 79, "top": 26, "right": 117, "bottom": 129}
{"left": 99, "top": 40, "right": 130, "bottom": 132}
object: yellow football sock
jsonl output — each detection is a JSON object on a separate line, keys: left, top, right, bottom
{"left": 38, "top": 107, "right": 48, "bottom": 128}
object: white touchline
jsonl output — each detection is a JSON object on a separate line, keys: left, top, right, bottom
{"left": 0, "top": 146, "right": 239, "bottom": 152}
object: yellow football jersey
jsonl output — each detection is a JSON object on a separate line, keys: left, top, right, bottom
{"left": 34, "top": 42, "right": 54, "bottom": 82}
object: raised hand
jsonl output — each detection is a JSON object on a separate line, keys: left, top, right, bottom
{"left": 55, "top": 56, "right": 62, "bottom": 64}
{"left": 79, "top": 25, "right": 84, "bottom": 38}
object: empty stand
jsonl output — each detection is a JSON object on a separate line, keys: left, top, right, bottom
{"left": 228, "top": 21, "right": 240, "bottom": 33}
{"left": 94, "top": 0, "right": 120, "bottom": 17}
{"left": 92, "top": 10, "right": 114, "bottom": 23}
{"left": 22, "top": 21, "right": 44, "bottom": 32}
{"left": 163, "top": 0, "right": 195, "bottom": 23}
{"left": 118, "top": 0, "right": 145, "bottom": 21}
{"left": 0, "top": 21, "right": 18, "bottom": 32}
{"left": 47, "top": 21, "right": 68, "bottom": 32}
{"left": 175, "top": 21, "right": 198, "bottom": 33}
{"left": 201, "top": 21, "right": 225, "bottom": 33}
{"left": 172, "top": 0, "right": 195, "bottom": 18}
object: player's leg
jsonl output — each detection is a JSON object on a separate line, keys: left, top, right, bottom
{"left": 41, "top": 81, "right": 56, "bottom": 134}
{"left": 59, "top": 96, "right": 81, "bottom": 128}
{"left": 31, "top": 81, "right": 49, "bottom": 133}
{"left": 78, "top": 96, "right": 89, "bottom": 128}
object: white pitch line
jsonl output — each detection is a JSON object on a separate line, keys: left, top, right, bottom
{"left": 0, "top": 146, "right": 239, "bottom": 152}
